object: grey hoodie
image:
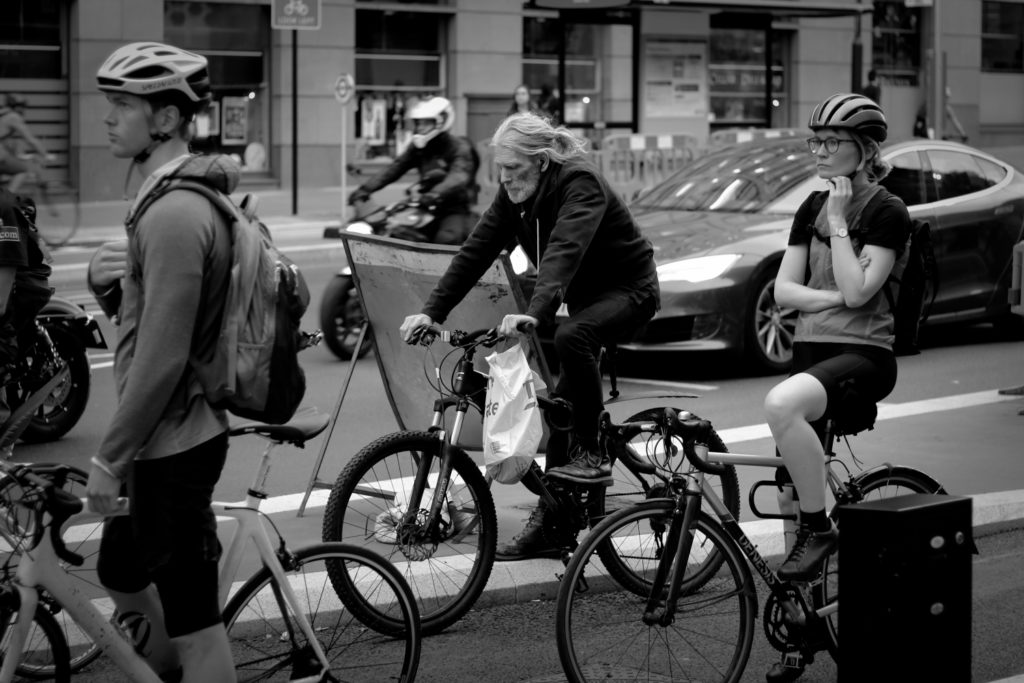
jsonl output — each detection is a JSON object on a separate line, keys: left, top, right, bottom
{"left": 92, "top": 155, "right": 239, "bottom": 477}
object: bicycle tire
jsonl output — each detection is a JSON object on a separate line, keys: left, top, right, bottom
{"left": 31, "top": 181, "right": 80, "bottom": 249}
{"left": 222, "top": 542, "right": 420, "bottom": 683}
{"left": 322, "top": 430, "right": 497, "bottom": 636}
{"left": 556, "top": 500, "right": 755, "bottom": 683}
{"left": 595, "top": 410, "right": 740, "bottom": 596}
{"left": 0, "top": 465, "right": 104, "bottom": 676}
{"left": 0, "top": 601, "right": 72, "bottom": 683}
{"left": 815, "top": 466, "right": 942, "bottom": 659}
{"left": 17, "top": 325, "right": 92, "bottom": 444}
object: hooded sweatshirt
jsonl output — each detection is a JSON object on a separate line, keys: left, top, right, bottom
{"left": 92, "top": 155, "right": 238, "bottom": 478}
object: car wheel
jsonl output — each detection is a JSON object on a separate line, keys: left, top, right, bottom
{"left": 745, "top": 267, "right": 798, "bottom": 374}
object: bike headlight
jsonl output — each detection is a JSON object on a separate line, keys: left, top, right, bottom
{"left": 656, "top": 254, "right": 741, "bottom": 283}
{"left": 346, "top": 221, "right": 374, "bottom": 235}
{"left": 509, "top": 245, "right": 530, "bottom": 275}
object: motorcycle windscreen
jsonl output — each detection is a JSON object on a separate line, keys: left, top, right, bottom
{"left": 340, "top": 232, "right": 553, "bottom": 451}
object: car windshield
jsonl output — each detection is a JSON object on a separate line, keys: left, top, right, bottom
{"left": 632, "top": 138, "right": 816, "bottom": 213}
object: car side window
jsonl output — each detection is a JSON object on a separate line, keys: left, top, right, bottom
{"left": 926, "top": 150, "right": 995, "bottom": 200}
{"left": 880, "top": 151, "right": 926, "bottom": 206}
{"left": 976, "top": 156, "right": 1007, "bottom": 185}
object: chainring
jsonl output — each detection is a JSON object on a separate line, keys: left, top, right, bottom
{"left": 763, "top": 586, "right": 808, "bottom": 652}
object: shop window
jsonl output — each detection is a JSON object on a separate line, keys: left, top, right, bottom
{"left": 355, "top": 9, "right": 447, "bottom": 156}
{"left": 871, "top": 0, "right": 922, "bottom": 86}
{"left": 982, "top": 1, "right": 1024, "bottom": 72}
{"left": 708, "top": 28, "right": 785, "bottom": 129}
{"left": 0, "top": 0, "right": 63, "bottom": 79}
{"left": 165, "top": 2, "right": 271, "bottom": 174}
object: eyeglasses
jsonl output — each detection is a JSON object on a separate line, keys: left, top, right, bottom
{"left": 806, "top": 137, "right": 857, "bottom": 155}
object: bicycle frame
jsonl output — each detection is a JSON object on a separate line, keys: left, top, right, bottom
{"left": 0, "top": 439, "right": 332, "bottom": 683}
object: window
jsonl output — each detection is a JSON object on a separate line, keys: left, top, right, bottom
{"left": 871, "top": 0, "right": 921, "bottom": 86}
{"left": 0, "top": 0, "right": 64, "bottom": 79}
{"left": 708, "top": 28, "right": 785, "bottom": 129}
{"left": 881, "top": 151, "right": 926, "bottom": 206}
{"left": 165, "top": 2, "right": 271, "bottom": 174}
{"left": 927, "top": 150, "right": 998, "bottom": 201}
{"left": 982, "top": 1, "right": 1024, "bottom": 72}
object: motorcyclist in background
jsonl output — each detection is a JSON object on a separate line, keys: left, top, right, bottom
{"left": 347, "top": 96, "right": 479, "bottom": 245}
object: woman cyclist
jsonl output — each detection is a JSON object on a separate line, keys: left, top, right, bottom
{"left": 762, "top": 93, "right": 912, "bottom": 681}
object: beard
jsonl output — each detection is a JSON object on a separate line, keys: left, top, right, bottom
{"left": 504, "top": 173, "right": 540, "bottom": 204}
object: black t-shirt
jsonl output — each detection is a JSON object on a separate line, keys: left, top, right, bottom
{"left": 0, "top": 189, "right": 52, "bottom": 287}
{"left": 787, "top": 188, "right": 909, "bottom": 256}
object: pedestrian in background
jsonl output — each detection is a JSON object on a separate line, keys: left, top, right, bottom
{"left": 507, "top": 84, "right": 543, "bottom": 119}
{"left": 861, "top": 69, "right": 881, "bottom": 104}
{"left": 536, "top": 84, "right": 561, "bottom": 125}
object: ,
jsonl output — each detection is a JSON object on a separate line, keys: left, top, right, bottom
{"left": 613, "top": 135, "right": 1024, "bottom": 373}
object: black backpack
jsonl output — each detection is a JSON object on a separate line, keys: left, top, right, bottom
{"left": 805, "top": 189, "right": 936, "bottom": 355}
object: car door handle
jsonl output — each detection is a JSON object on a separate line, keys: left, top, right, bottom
{"left": 994, "top": 204, "right": 1014, "bottom": 216}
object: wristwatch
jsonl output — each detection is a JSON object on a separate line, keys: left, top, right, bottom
{"left": 831, "top": 226, "right": 849, "bottom": 239}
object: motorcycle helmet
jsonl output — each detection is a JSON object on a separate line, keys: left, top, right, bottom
{"left": 97, "top": 42, "right": 211, "bottom": 116}
{"left": 408, "top": 96, "right": 454, "bottom": 149}
{"left": 808, "top": 93, "right": 887, "bottom": 143}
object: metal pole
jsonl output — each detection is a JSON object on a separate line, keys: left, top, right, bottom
{"left": 932, "top": 1, "right": 944, "bottom": 140}
{"left": 291, "top": 31, "right": 299, "bottom": 215}
{"left": 341, "top": 104, "right": 348, "bottom": 221}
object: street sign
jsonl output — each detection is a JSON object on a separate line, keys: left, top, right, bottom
{"left": 334, "top": 73, "right": 355, "bottom": 105}
{"left": 271, "top": 0, "right": 321, "bottom": 30}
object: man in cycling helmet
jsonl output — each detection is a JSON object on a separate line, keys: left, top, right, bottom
{"left": 763, "top": 92, "right": 910, "bottom": 682}
{"left": 0, "top": 93, "right": 56, "bottom": 192}
{"left": 86, "top": 41, "right": 237, "bottom": 683}
{"left": 348, "top": 96, "right": 479, "bottom": 245}
{"left": 400, "top": 113, "right": 659, "bottom": 560}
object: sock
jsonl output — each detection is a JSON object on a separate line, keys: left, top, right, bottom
{"left": 801, "top": 509, "right": 830, "bottom": 533}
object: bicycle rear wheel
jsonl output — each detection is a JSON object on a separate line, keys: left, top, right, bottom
{"left": 223, "top": 542, "right": 420, "bottom": 683}
{"left": 595, "top": 411, "right": 740, "bottom": 596}
{"left": 0, "top": 465, "right": 103, "bottom": 676}
{"left": 322, "top": 430, "right": 496, "bottom": 635}
{"left": 556, "top": 500, "right": 755, "bottom": 683}
{"left": 30, "top": 181, "right": 80, "bottom": 249}
{"left": 815, "top": 466, "right": 943, "bottom": 659}
{"left": 0, "top": 601, "right": 71, "bottom": 683}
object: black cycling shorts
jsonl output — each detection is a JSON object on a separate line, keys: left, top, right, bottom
{"left": 775, "top": 342, "right": 896, "bottom": 487}
{"left": 97, "top": 432, "right": 228, "bottom": 637}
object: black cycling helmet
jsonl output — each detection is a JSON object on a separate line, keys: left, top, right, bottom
{"left": 4, "top": 93, "right": 28, "bottom": 109}
{"left": 808, "top": 93, "right": 888, "bottom": 144}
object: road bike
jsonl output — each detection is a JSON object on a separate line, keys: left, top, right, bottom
{"left": 322, "top": 325, "right": 742, "bottom": 635}
{"left": 0, "top": 153, "right": 80, "bottom": 248}
{"left": 554, "top": 402, "right": 948, "bottom": 682}
{"left": 0, "top": 407, "right": 422, "bottom": 682}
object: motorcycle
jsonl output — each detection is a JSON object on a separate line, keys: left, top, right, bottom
{"left": 1, "top": 295, "right": 107, "bottom": 448}
{"left": 320, "top": 172, "right": 451, "bottom": 361}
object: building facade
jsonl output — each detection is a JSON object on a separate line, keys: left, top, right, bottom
{"left": 1, "top": 0, "right": 1021, "bottom": 202}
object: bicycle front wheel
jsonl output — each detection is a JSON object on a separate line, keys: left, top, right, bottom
{"left": 556, "top": 499, "right": 756, "bottom": 683}
{"left": 0, "top": 602, "right": 71, "bottom": 683}
{"left": 815, "top": 466, "right": 944, "bottom": 659}
{"left": 322, "top": 430, "right": 496, "bottom": 635}
{"left": 32, "top": 181, "right": 80, "bottom": 248}
{"left": 0, "top": 465, "right": 104, "bottom": 676}
{"left": 223, "top": 542, "right": 420, "bottom": 683}
{"left": 596, "top": 411, "right": 740, "bottom": 597}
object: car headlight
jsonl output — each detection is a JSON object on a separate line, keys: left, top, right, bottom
{"left": 656, "top": 254, "right": 742, "bottom": 283}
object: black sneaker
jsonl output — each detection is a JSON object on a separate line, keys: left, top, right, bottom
{"left": 777, "top": 523, "right": 839, "bottom": 582}
{"left": 546, "top": 446, "right": 612, "bottom": 485}
{"left": 495, "top": 505, "right": 560, "bottom": 561}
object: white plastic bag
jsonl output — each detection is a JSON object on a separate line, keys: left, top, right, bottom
{"left": 482, "top": 343, "right": 546, "bottom": 484}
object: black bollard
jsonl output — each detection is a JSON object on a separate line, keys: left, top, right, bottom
{"left": 838, "top": 493, "right": 972, "bottom": 683}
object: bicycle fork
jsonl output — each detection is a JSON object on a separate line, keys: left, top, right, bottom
{"left": 642, "top": 483, "right": 703, "bottom": 626}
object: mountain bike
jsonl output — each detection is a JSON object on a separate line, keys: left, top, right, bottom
{"left": 0, "top": 153, "right": 80, "bottom": 248}
{"left": 322, "top": 325, "right": 741, "bottom": 635}
{"left": 0, "top": 407, "right": 422, "bottom": 682}
{"left": 554, "top": 405, "right": 948, "bottom": 682}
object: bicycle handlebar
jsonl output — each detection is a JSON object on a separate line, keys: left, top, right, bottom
{"left": 0, "top": 461, "right": 86, "bottom": 567}
{"left": 661, "top": 408, "right": 728, "bottom": 476}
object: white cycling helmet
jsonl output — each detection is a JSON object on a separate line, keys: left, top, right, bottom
{"left": 97, "top": 42, "right": 211, "bottom": 108}
{"left": 408, "top": 96, "right": 454, "bottom": 149}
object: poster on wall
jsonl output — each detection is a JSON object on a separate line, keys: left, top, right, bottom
{"left": 360, "top": 98, "right": 388, "bottom": 146}
{"left": 644, "top": 38, "right": 707, "bottom": 119}
{"left": 221, "top": 96, "right": 249, "bottom": 146}
{"left": 194, "top": 101, "right": 220, "bottom": 139}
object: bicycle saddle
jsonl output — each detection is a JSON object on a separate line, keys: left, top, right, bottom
{"left": 228, "top": 406, "right": 330, "bottom": 446}
{"left": 829, "top": 381, "right": 877, "bottom": 436}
